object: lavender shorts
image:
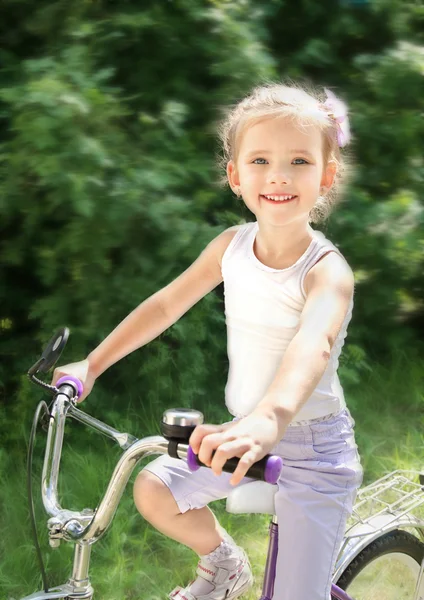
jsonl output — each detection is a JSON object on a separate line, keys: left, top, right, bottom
{"left": 141, "top": 407, "right": 363, "bottom": 600}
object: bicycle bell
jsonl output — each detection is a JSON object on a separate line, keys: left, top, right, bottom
{"left": 161, "top": 408, "right": 204, "bottom": 442}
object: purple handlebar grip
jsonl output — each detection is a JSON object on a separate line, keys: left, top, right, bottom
{"left": 187, "top": 446, "right": 283, "bottom": 484}
{"left": 187, "top": 446, "right": 200, "bottom": 472}
{"left": 264, "top": 455, "right": 283, "bottom": 484}
{"left": 56, "top": 375, "right": 84, "bottom": 399}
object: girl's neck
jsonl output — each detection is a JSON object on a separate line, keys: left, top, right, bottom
{"left": 254, "top": 219, "right": 315, "bottom": 269}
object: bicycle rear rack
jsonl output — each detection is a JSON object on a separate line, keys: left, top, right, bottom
{"left": 345, "top": 469, "right": 424, "bottom": 540}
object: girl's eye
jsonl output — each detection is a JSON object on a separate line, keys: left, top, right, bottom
{"left": 252, "top": 158, "right": 309, "bottom": 165}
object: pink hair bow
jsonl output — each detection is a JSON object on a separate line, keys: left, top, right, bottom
{"left": 323, "top": 88, "right": 351, "bottom": 148}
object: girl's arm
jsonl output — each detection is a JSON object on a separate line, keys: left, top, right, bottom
{"left": 189, "top": 250, "right": 355, "bottom": 485}
{"left": 87, "top": 226, "right": 239, "bottom": 378}
{"left": 253, "top": 251, "right": 354, "bottom": 435}
{"left": 52, "top": 226, "right": 240, "bottom": 399}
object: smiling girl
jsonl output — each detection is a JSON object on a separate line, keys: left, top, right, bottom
{"left": 53, "top": 82, "right": 363, "bottom": 600}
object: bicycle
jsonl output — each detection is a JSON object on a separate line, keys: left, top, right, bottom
{"left": 16, "top": 328, "right": 424, "bottom": 600}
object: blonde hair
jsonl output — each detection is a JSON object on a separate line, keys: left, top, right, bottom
{"left": 217, "top": 80, "right": 353, "bottom": 224}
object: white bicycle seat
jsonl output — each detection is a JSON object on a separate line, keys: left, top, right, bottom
{"left": 226, "top": 481, "right": 278, "bottom": 515}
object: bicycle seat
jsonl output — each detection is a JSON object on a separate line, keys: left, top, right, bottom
{"left": 226, "top": 481, "right": 278, "bottom": 515}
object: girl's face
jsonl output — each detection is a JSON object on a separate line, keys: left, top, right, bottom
{"left": 227, "top": 116, "right": 336, "bottom": 226}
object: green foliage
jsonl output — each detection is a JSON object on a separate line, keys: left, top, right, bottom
{"left": 0, "top": 0, "right": 423, "bottom": 446}
{"left": 0, "top": 0, "right": 274, "bottom": 441}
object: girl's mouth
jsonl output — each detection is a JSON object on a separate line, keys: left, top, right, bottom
{"left": 260, "top": 194, "right": 298, "bottom": 204}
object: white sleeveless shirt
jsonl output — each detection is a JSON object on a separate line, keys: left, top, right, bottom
{"left": 221, "top": 221, "right": 353, "bottom": 424}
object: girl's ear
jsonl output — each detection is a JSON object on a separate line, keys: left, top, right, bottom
{"left": 227, "top": 160, "right": 240, "bottom": 193}
{"left": 321, "top": 159, "right": 337, "bottom": 190}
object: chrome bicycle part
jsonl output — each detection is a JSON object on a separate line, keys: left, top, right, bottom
{"left": 162, "top": 407, "right": 204, "bottom": 427}
{"left": 333, "top": 470, "right": 424, "bottom": 599}
{"left": 161, "top": 407, "right": 204, "bottom": 441}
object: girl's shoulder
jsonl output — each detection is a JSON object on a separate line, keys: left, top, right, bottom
{"left": 303, "top": 249, "right": 354, "bottom": 297}
{"left": 217, "top": 223, "right": 253, "bottom": 268}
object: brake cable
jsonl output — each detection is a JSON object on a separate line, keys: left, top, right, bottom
{"left": 27, "top": 399, "right": 53, "bottom": 593}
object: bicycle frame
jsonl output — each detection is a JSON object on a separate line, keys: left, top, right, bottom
{"left": 22, "top": 387, "right": 424, "bottom": 600}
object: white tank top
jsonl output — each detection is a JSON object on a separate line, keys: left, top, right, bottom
{"left": 221, "top": 221, "right": 353, "bottom": 424}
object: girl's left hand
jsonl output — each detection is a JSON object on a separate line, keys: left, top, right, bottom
{"left": 188, "top": 411, "right": 284, "bottom": 486}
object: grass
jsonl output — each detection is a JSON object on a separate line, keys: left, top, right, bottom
{"left": 1, "top": 353, "right": 423, "bottom": 600}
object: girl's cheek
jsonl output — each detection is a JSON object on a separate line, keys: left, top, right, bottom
{"left": 246, "top": 167, "right": 264, "bottom": 181}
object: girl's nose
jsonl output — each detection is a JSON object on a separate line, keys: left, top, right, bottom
{"left": 267, "top": 170, "right": 292, "bottom": 185}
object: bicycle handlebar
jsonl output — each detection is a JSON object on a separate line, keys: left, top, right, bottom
{"left": 186, "top": 446, "right": 283, "bottom": 484}
{"left": 36, "top": 374, "right": 282, "bottom": 546}
{"left": 27, "top": 330, "right": 283, "bottom": 552}
{"left": 56, "top": 375, "right": 84, "bottom": 399}
{"left": 53, "top": 375, "right": 283, "bottom": 485}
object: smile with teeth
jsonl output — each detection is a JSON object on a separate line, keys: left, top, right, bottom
{"left": 261, "top": 194, "right": 297, "bottom": 202}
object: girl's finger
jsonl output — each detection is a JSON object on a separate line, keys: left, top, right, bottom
{"left": 229, "top": 449, "right": 259, "bottom": 486}
{"left": 209, "top": 439, "right": 252, "bottom": 476}
{"left": 189, "top": 424, "right": 225, "bottom": 454}
{"left": 197, "top": 432, "right": 227, "bottom": 466}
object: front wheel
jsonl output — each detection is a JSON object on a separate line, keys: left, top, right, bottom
{"left": 331, "top": 529, "right": 424, "bottom": 600}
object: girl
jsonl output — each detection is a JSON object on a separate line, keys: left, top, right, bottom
{"left": 52, "top": 82, "right": 364, "bottom": 600}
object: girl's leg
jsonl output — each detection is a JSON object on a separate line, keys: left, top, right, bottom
{"left": 134, "top": 469, "right": 224, "bottom": 555}
{"left": 133, "top": 454, "right": 254, "bottom": 598}
{"left": 272, "top": 466, "right": 359, "bottom": 599}
{"left": 270, "top": 411, "right": 363, "bottom": 600}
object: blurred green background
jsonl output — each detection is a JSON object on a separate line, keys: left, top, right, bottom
{"left": 1, "top": 1, "right": 423, "bottom": 598}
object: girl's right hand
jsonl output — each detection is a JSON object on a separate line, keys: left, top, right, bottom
{"left": 51, "top": 358, "right": 96, "bottom": 403}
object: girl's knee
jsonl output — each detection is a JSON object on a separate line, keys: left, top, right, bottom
{"left": 133, "top": 470, "right": 179, "bottom": 518}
